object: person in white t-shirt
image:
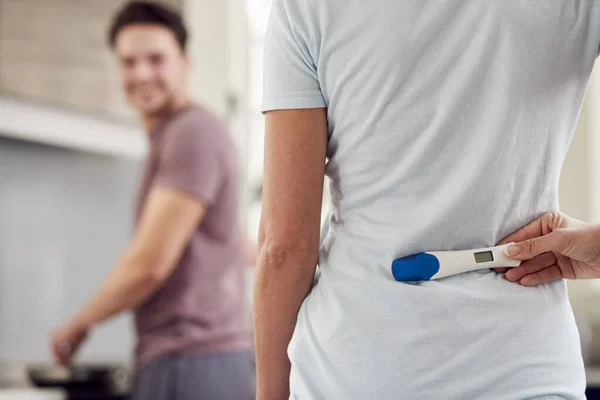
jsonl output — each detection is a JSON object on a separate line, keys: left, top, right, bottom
{"left": 253, "top": 1, "right": 600, "bottom": 399}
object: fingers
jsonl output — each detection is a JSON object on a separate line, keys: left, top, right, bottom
{"left": 503, "top": 252, "right": 565, "bottom": 286}
{"left": 505, "top": 230, "right": 569, "bottom": 261}
{"left": 519, "top": 265, "right": 563, "bottom": 286}
{"left": 51, "top": 331, "right": 80, "bottom": 366}
{"left": 52, "top": 341, "right": 71, "bottom": 366}
{"left": 504, "top": 252, "right": 556, "bottom": 282}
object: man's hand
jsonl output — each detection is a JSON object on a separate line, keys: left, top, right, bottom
{"left": 51, "top": 321, "right": 89, "bottom": 366}
{"left": 495, "top": 211, "right": 600, "bottom": 286}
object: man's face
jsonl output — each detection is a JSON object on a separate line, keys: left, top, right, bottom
{"left": 114, "top": 24, "right": 189, "bottom": 115}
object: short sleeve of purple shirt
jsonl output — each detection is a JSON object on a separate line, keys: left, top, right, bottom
{"left": 153, "top": 115, "right": 224, "bottom": 205}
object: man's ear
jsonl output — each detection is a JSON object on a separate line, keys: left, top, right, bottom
{"left": 183, "top": 52, "right": 192, "bottom": 70}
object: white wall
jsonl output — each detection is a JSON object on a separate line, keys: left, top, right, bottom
{"left": 560, "top": 64, "right": 600, "bottom": 362}
{"left": 0, "top": 138, "right": 138, "bottom": 364}
{"left": 183, "top": 0, "right": 251, "bottom": 230}
{"left": 559, "top": 63, "right": 600, "bottom": 223}
{"left": 559, "top": 96, "right": 591, "bottom": 222}
{"left": 588, "top": 67, "right": 600, "bottom": 225}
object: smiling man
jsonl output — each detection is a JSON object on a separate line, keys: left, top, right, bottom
{"left": 50, "top": 2, "right": 255, "bottom": 399}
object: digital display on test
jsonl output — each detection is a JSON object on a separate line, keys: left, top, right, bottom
{"left": 474, "top": 251, "right": 494, "bottom": 263}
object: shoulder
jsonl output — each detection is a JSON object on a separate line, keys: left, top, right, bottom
{"left": 161, "top": 105, "right": 231, "bottom": 157}
{"left": 272, "top": 0, "right": 316, "bottom": 13}
{"left": 270, "top": 0, "right": 317, "bottom": 27}
{"left": 166, "top": 106, "right": 228, "bottom": 142}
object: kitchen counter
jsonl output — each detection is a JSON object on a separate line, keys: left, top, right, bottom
{"left": 0, "top": 388, "right": 65, "bottom": 400}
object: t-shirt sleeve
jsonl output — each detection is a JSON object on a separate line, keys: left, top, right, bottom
{"left": 154, "top": 120, "right": 223, "bottom": 205}
{"left": 261, "top": 0, "right": 326, "bottom": 112}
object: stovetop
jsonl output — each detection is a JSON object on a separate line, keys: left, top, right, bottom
{"left": 64, "top": 389, "right": 129, "bottom": 400}
{"left": 67, "top": 394, "right": 128, "bottom": 400}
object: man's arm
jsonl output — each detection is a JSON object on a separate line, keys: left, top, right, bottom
{"left": 254, "top": 108, "right": 328, "bottom": 400}
{"left": 74, "top": 187, "right": 206, "bottom": 325}
{"left": 52, "top": 187, "right": 206, "bottom": 364}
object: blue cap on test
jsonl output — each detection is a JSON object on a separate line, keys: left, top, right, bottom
{"left": 391, "top": 253, "right": 440, "bottom": 281}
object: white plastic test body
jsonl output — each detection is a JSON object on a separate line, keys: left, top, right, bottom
{"left": 391, "top": 242, "right": 521, "bottom": 281}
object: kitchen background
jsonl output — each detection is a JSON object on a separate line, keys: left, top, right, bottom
{"left": 0, "top": 0, "right": 266, "bottom": 366}
{"left": 1, "top": 0, "right": 600, "bottom": 389}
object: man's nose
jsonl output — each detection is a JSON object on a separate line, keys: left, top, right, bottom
{"left": 132, "top": 62, "right": 153, "bottom": 82}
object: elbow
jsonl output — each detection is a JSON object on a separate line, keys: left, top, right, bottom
{"left": 131, "top": 256, "right": 172, "bottom": 289}
{"left": 140, "top": 267, "right": 168, "bottom": 287}
{"left": 258, "top": 239, "right": 317, "bottom": 273}
{"left": 259, "top": 243, "right": 292, "bottom": 271}
{"left": 254, "top": 240, "right": 317, "bottom": 300}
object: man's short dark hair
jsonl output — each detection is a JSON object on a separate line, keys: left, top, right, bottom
{"left": 108, "top": 1, "right": 188, "bottom": 51}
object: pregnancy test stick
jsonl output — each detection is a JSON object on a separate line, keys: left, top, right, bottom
{"left": 391, "top": 242, "right": 521, "bottom": 281}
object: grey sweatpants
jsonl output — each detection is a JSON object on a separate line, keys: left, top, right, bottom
{"left": 130, "top": 350, "right": 255, "bottom": 400}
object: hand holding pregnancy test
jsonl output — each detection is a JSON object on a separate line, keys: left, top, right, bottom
{"left": 391, "top": 242, "right": 521, "bottom": 281}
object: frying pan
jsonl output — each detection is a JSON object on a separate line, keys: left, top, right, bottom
{"left": 27, "top": 363, "right": 130, "bottom": 394}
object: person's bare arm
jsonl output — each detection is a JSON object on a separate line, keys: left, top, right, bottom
{"left": 52, "top": 187, "right": 206, "bottom": 364}
{"left": 254, "top": 108, "right": 328, "bottom": 400}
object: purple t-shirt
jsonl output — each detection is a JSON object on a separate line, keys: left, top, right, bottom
{"left": 133, "top": 105, "right": 252, "bottom": 366}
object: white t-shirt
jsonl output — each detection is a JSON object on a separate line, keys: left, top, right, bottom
{"left": 262, "top": 1, "right": 600, "bottom": 399}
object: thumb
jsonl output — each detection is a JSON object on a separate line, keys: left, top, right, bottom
{"left": 505, "top": 230, "right": 568, "bottom": 260}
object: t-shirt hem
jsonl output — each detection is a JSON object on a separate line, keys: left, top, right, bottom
{"left": 262, "top": 93, "right": 326, "bottom": 113}
{"left": 153, "top": 180, "right": 217, "bottom": 206}
{"left": 135, "top": 337, "right": 254, "bottom": 367}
